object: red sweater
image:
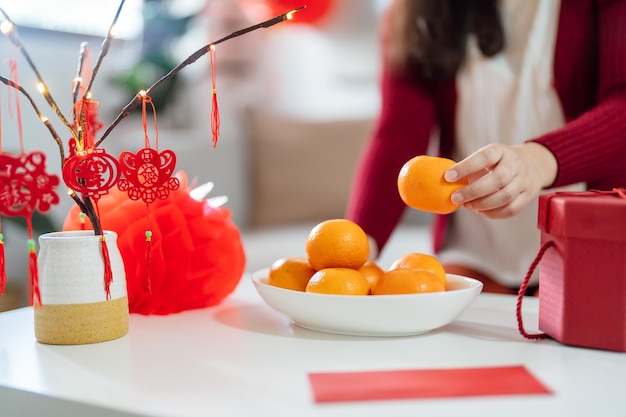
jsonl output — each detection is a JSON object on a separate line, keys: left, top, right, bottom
{"left": 346, "top": 0, "right": 626, "bottom": 253}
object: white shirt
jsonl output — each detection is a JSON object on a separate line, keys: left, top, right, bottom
{"left": 438, "top": 0, "right": 580, "bottom": 287}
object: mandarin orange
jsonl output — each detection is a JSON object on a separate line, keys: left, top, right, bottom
{"left": 390, "top": 252, "right": 447, "bottom": 286}
{"left": 305, "top": 219, "right": 369, "bottom": 271}
{"left": 372, "top": 269, "right": 445, "bottom": 295}
{"left": 358, "top": 260, "right": 385, "bottom": 293}
{"left": 267, "top": 257, "right": 317, "bottom": 292}
{"left": 305, "top": 268, "right": 370, "bottom": 296}
{"left": 397, "top": 155, "right": 468, "bottom": 214}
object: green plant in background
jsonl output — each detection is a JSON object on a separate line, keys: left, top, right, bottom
{"left": 109, "top": 0, "right": 195, "bottom": 112}
{"left": 3, "top": 211, "right": 56, "bottom": 236}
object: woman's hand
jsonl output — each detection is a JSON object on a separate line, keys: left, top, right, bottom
{"left": 443, "top": 142, "right": 558, "bottom": 219}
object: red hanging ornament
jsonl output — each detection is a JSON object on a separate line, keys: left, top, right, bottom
{"left": 61, "top": 93, "right": 118, "bottom": 300}
{"left": 62, "top": 147, "right": 121, "bottom": 200}
{"left": 117, "top": 93, "right": 180, "bottom": 203}
{"left": 0, "top": 151, "right": 60, "bottom": 305}
{"left": 117, "top": 148, "right": 180, "bottom": 203}
{"left": 0, "top": 151, "right": 60, "bottom": 216}
{"left": 117, "top": 93, "right": 180, "bottom": 291}
{"left": 63, "top": 97, "right": 115, "bottom": 200}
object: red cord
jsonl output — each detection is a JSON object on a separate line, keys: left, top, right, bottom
{"left": 141, "top": 94, "right": 159, "bottom": 150}
{"left": 516, "top": 241, "right": 554, "bottom": 340}
{"left": 8, "top": 59, "right": 25, "bottom": 154}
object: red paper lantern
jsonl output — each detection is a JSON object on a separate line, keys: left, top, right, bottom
{"left": 63, "top": 171, "right": 246, "bottom": 315}
{"left": 238, "top": 0, "right": 336, "bottom": 26}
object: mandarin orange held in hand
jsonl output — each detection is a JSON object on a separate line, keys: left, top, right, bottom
{"left": 390, "top": 252, "right": 447, "bottom": 286}
{"left": 372, "top": 269, "right": 445, "bottom": 295}
{"left": 397, "top": 155, "right": 468, "bottom": 214}
{"left": 358, "top": 260, "right": 385, "bottom": 294}
{"left": 267, "top": 256, "right": 317, "bottom": 291}
{"left": 305, "top": 219, "right": 369, "bottom": 271}
{"left": 305, "top": 267, "right": 371, "bottom": 296}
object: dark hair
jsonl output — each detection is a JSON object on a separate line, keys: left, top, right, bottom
{"left": 386, "top": 0, "right": 505, "bottom": 80}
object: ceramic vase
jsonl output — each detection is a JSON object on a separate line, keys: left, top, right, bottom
{"left": 34, "top": 230, "right": 129, "bottom": 345}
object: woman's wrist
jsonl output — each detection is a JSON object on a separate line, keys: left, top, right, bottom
{"left": 523, "top": 141, "right": 558, "bottom": 189}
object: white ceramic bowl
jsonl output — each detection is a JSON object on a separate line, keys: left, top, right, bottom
{"left": 251, "top": 268, "right": 483, "bottom": 337}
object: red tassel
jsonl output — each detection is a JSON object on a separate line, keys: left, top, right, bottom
{"left": 100, "top": 236, "right": 113, "bottom": 300}
{"left": 211, "top": 90, "right": 220, "bottom": 147}
{"left": 209, "top": 45, "right": 220, "bottom": 147}
{"left": 145, "top": 230, "right": 153, "bottom": 294}
{"left": 28, "top": 239, "right": 41, "bottom": 307}
{"left": 0, "top": 233, "right": 7, "bottom": 295}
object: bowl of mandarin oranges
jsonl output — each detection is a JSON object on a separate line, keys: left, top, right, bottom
{"left": 252, "top": 155, "right": 482, "bottom": 337}
{"left": 252, "top": 218, "right": 483, "bottom": 337}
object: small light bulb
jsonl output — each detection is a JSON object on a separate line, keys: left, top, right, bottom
{"left": 40, "top": 116, "right": 49, "bottom": 123}
{"left": 0, "top": 21, "right": 13, "bottom": 35}
{"left": 37, "top": 83, "right": 46, "bottom": 94}
{"left": 109, "top": 24, "right": 118, "bottom": 38}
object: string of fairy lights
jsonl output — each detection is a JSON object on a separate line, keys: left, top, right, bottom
{"left": 0, "top": 1, "right": 303, "bottom": 233}
{"left": 0, "top": 1, "right": 304, "bottom": 303}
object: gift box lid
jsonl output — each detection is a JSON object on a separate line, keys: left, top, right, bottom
{"left": 538, "top": 190, "right": 626, "bottom": 241}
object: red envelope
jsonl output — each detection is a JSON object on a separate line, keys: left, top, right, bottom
{"left": 308, "top": 365, "right": 551, "bottom": 403}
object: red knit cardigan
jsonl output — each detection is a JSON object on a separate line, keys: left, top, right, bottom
{"left": 346, "top": 0, "right": 626, "bottom": 254}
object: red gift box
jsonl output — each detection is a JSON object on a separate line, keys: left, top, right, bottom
{"left": 537, "top": 190, "right": 626, "bottom": 352}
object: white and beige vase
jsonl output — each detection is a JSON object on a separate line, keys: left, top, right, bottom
{"left": 34, "top": 230, "right": 129, "bottom": 345}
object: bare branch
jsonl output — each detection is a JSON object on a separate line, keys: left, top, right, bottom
{"left": 0, "top": 7, "right": 78, "bottom": 142}
{"left": 0, "top": 75, "right": 65, "bottom": 162}
{"left": 95, "top": 6, "right": 305, "bottom": 146}
{"left": 72, "top": 42, "right": 90, "bottom": 107}
{"left": 84, "top": 0, "right": 126, "bottom": 95}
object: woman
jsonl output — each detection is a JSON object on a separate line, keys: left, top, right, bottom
{"left": 346, "top": 0, "right": 626, "bottom": 293}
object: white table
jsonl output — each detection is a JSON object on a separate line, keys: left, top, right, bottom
{"left": 1, "top": 275, "right": 625, "bottom": 417}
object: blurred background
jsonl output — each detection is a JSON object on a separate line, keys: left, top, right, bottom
{"left": 0, "top": 0, "right": 429, "bottom": 311}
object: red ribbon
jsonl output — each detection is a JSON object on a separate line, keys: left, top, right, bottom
{"left": 553, "top": 187, "right": 626, "bottom": 199}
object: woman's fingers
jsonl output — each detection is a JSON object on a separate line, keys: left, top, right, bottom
{"left": 447, "top": 144, "right": 518, "bottom": 204}
{"left": 464, "top": 180, "right": 530, "bottom": 217}
{"left": 445, "top": 143, "right": 503, "bottom": 182}
{"left": 444, "top": 142, "right": 557, "bottom": 219}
